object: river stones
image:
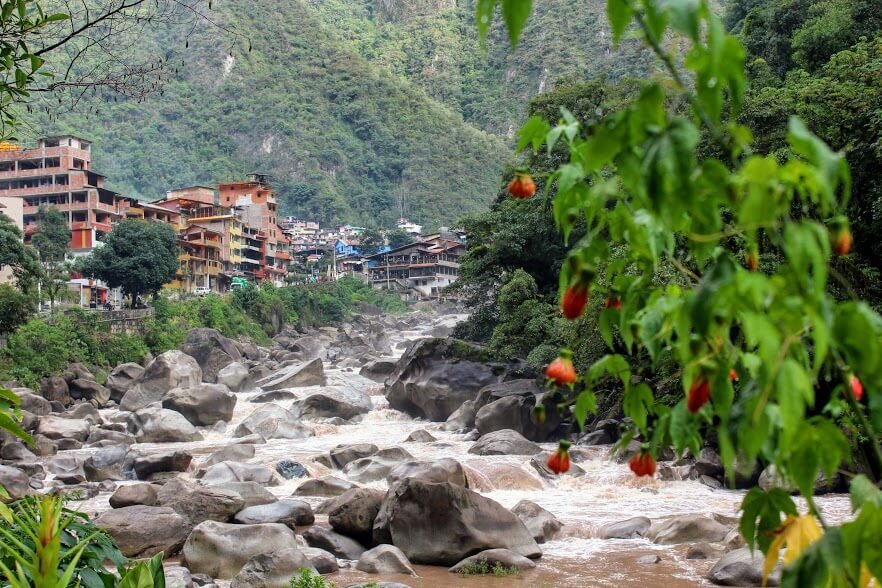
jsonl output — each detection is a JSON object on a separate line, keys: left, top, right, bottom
{"left": 511, "top": 500, "right": 562, "bottom": 544}
{"left": 106, "top": 363, "right": 145, "bottom": 403}
{"left": 126, "top": 407, "right": 203, "bottom": 443}
{"left": 372, "top": 479, "right": 541, "bottom": 565}
{"left": 109, "top": 483, "right": 159, "bottom": 508}
{"left": 255, "top": 358, "right": 325, "bottom": 390}
{"left": 448, "top": 548, "right": 537, "bottom": 573}
{"left": 230, "top": 548, "right": 315, "bottom": 588}
{"left": 201, "top": 461, "right": 283, "bottom": 487}
{"left": 204, "top": 481, "right": 277, "bottom": 508}
{"left": 385, "top": 338, "right": 516, "bottom": 421}
{"left": 37, "top": 415, "right": 91, "bottom": 442}
{"left": 708, "top": 547, "right": 780, "bottom": 586}
{"left": 359, "top": 359, "right": 397, "bottom": 383}
{"left": 156, "top": 478, "right": 246, "bottom": 525}
{"left": 292, "top": 385, "right": 372, "bottom": 420}
{"left": 403, "top": 429, "right": 436, "bottom": 443}
{"left": 233, "top": 499, "right": 315, "bottom": 528}
{"left": 82, "top": 446, "right": 130, "bottom": 481}
{"left": 293, "top": 476, "right": 356, "bottom": 497}
{"left": 303, "top": 525, "right": 367, "bottom": 559}
{"left": 0, "top": 465, "right": 30, "bottom": 500}
{"left": 301, "top": 547, "right": 339, "bottom": 574}
{"left": 233, "top": 405, "right": 312, "bottom": 440}
{"left": 95, "top": 505, "right": 190, "bottom": 558}
{"left": 12, "top": 388, "right": 51, "bottom": 415}
{"left": 120, "top": 350, "right": 202, "bottom": 412}
{"left": 330, "top": 443, "right": 379, "bottom": 468}
{"left": 468, "top": 429, "right": 541, "bottom": 456}
{"left": 646, "top": 514, "right": 731, "bottom": 544}
{"left": 201, "top": 443, "right": 256, "bottom": 468}
{"left": 162, "top": 383, "right": 237, "bottom": 426}
{"left": 181, "top": 328, "right": 242, "bottom": 383}
{"left": 598, "top": 516, "right": 652, "bottom": 539}
{"left": 327, "top": 488, "right": 385, "bottom": 544}
{"left": 41, "top": 376, "right": 71, "bottom": 405}
{"left": 217, "top": 361, "right": 253, "bottom": 392}
{"left": 343, "top": 453, "right": 409, "bottom": 484}
{"left": 183, "top": 521, "right": 297, "bottom": 579}
{"left": 131, "top": 450, "right": 192, "bottom": 479}
{"left": 475, "top": 383, "right": 562, "bottom": 442}
{"left": 356, "top": 545, "right": 417, "bottom": 576}
{"left": 386, "top": 458, "right": 468, "bottom": 487}
{"left": 441, "top": 400, "right": 477, "bottom": 432}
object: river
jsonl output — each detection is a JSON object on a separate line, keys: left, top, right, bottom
{"left": 70, "top": 309, "right": 852, "bottom": 587}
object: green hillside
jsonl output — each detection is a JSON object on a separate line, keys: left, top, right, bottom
{"left": 19, "top": 0, "right": 650, "bottom": 228}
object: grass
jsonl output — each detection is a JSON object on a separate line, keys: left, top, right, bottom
{"left": 289, "top": 568, "right": 335, "bottom": 588}
{"left": 456, "top": 558, "right": 520, "bottom": 577}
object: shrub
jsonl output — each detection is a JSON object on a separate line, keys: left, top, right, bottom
{"left": 288, "top": 568, "right": 335, "bottom": 588}
{"left": 0, "top": 285, "right": 34, "bottom": 336}
{"left": 455, "top": 558, "right": 519, "bottom": 577}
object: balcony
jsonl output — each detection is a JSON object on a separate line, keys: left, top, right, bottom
{"left": 183, "top": 238, "right": 221, "bottom": 248}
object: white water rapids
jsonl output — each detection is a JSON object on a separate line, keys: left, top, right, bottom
{"left": 67, "top": 310, "right": 851, "bottom": 587}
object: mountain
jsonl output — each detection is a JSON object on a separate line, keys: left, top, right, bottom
{"left": 19, "top": 0, "right": 650, "bottom": 228}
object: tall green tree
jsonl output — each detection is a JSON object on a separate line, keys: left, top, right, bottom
{"left": 79, "top": 219, "right": 178, "bottom": 307}
{"left": 0, "top": 212, "right": 38, "bottom": 289}
{"left": 385, "top": 228, "right": 413, "bottom": 250}
{"left": 31, "top": 205, "right": 70, "bottom": 310}
{"left": 358, "top": 229, "right": 385, "bottom": 256}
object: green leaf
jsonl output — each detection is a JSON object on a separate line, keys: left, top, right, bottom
{"left": 607, "top": 0, "right": 633, "bottom": 44}
{"left": 775, "top": 358, "right": 813, "bottom": 445}
{"left": 740, "top": 487, "right": 797, "bottom": 551}
{"left": 849, "top": 475, "right": 882, "bottom": 511}
{"left": 787, "top": 117, "right": 851, "bottom": 209}
{"left": 660, "top": 0, "right": 702, "bottom": 40}
{"left": 475, "top": 0, "right": 498, "bottom": 43}
{"left": 573, "top": 391, "right": 597, "bottom": 429}
{"left": 44, "top": 13, "right": 70, "bottom": 22}
{"left": 623, "top": 382, "right": 654, "bottom": 432}
{"left": 500, "top": 0, "right": 532, "bottom": 48}
{"left": 517, "top": 115, "right": 550, "bottom": 152}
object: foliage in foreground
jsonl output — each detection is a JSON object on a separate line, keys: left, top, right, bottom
{"left": 289, "top": 568, "right": 335, "bottom": 588}
{"left": 455, "top": 558, "right": 520, "bottom": 577}
{"left": 481, "top": 0, "right": 882, "bottom": 584}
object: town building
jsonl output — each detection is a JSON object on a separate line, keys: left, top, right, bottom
{"left": 364, "top": 235, "right": 464, "bottom": 299}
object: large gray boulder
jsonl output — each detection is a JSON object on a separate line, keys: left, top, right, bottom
{"left": 109, "top": 483, "right": 159, "bottom": 508}
{"left": 598, "top": 516, "right": 652, "bottom": 539}
{"left": 372, "top": 479, "right": 541, "bottom": 565}
{"left": 255, "top": 358, "right": 325, "bottom": 390}
{"left": 12, "top": 388, "right": 50, "bottom": 415}
{"left": 387, "top": 459, "right": 468, "bottom": 487}
{"left": 156, "top": 478, "right": 245, "bottom": 525}
{"left": 126, "top": 407, "right": 203, "bottom": 443}
{"left": 293, "top": 476, "right": 355, "bottom": 497}
{"left": 468, "top": 429, "right": 541, "bottom": 456}
{"left": 356, "top": 545, "right": 416, "bottom": 576}
{"left": 182, "top": 521, "right": 297, "bottom": 579}
{"left": 162, "top": 383, "right": 237, "bottom": 426}
{"left": 181, "top": 328, "right": 242, "bottom": 383}
{"left": 708, "top": 547, "right": 780, "bottom": 586}
{"left": 106, "top": 363, "right": 145, "bottom": 403}
{"left": 384, "top": 338, "right": 516, "bottom": 421}
{"left": 448, "top": 548, "right": 537, "bottom": 573}
{"left": 292, "top": 385, "right": 372, "bottom": 420}
{"left": 330, "top": 443, "right": 378, "bottom": 469}
{"left": 302, "top": 525, "right": 367, "bottom": 560}
{"left": 441, "top": 400, "right": 477, "bottom": 432}
{"left": 233, "top": 405, "right": 312, "bottom": 440}
{"left": 204, "top": 481, "right": 277, "bottom": 508}
{"left": 83, "top": 446, "right": 130, "bottom": 482}
{"left": 511, "top": 500, "right": 562, "bottom": 544}
{"left": 95, "top": 506, "right": 190, "bottom": 557}
{"left": 40, "top": 377, "right": 70, "bottom": 405}
{"left": 201, "top": 461, "right": 283, "bottom": 487}
{"left": 233, "top": 499, "right": 315, "bottom": 528}
{"left": 230, "top": 548, "right": 315, "bottom": 588}
{"left": 131, "top": 450, "right": 192, "bottom": 479}
{"left": 343, "top": 451, "right": 412, "bottom": 484}
{"left": 327, "top": 488, "right": 385, "bottom": 545}
{"left": 69, "top": 379, "right": 111, "bottom": 407}
{"left": 37, "top": 416, "right": 91, "bottom": 441}
{"left": 0, "top": 465, "right": 30, "bottom": 500}
{"left": 647, "top": 515, "right": 731, "bottom": 544}
{"left": 359, "top": 359, "right": 397, "bottom": 383}
{"left": 217, "top": 362, "right": 253, "bottom": 392}
{"left": 120, "top": 351, "right": 202, "bottom": 412}
{"left": 475, "top": 382, "right": 561, "bottom": 442}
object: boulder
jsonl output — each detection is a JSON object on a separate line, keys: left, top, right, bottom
{"left": 95, "top": 505, "right": 190, "bottom": 557}
{"left": 120, "top": 351, "right": 202, "bottom": 412}
{"left": 156, "top": 478, "right": 246, "bottom": 525}
{"left": 327, "top": 488, "right": 385, "bottom": 545}
{"left": 695, "top": 448, "right": 724, "bottom": 480}
{"left": 356, "top": 545, "right": 416, "bottom": 576}
{"left": 132, "top": 451, "right": 193, "bottom": 479}
{"left": 708, "top": 547, "right": 780, "bottom": 586}
{"left": 468, "top": 429, "right": 541, "bottom": 456}
{"left": 37, "top": 415, "right": 91, "bottom": 441}
{"left": 359, "top": 359, "right": 397, "bottom": 383}
{"left": 62, "top": 362, "right": 94, "bottom": 383}
{"left": 385, "top": 338, "right": 516, "bottom": 421}
{"left": 387, "top": 458, "right": 468, "bottom": 487}
{"left": 255, "top": 358, "right": 325, "bottom": 390}
{"left": 230, "top": 548, "right": 314, "bottom": 588}
{"left": 511, "top": 500, "right": 562, "bottom": 544}
{"left": 372, "top": 479, "right": 541, "bottom": 565}
{"left": 403, "top": 429, "right": 436, "bottom": 443}
{"left": 292, "top": 386, "right": 371, "bottom": 420}
{"left": 204, "top": 481, "right": 277, "bottom": 508}
{"left": 249, "top": 390, "right": 295, "bottom": 403}
{"left": 109, "top": 483, "right": 159, "bottom": 508}
{"left": 475, "top": 386, "right": 561, "bottom": 442}
{"left": 343, "top": 454, "right": 410, "bottom": 484}
{"left": 181, "top": 328, "right": 242, "bottom": 383}
{"left": 293, "top": 476, "right": 355, "bottom": 497}
{"left": 163, "top": 384, "right": 237, "bottom": 426}
{"left": 86, "top": 428, "right": 136, "bottom": 447}
{"left": 303, "top": 525, "right": 367, "bottom": 560}
{"left": 598, "top": 516, "right": 652, "bottom": 539}
{"left": 63, "top": 402, "right": 102, "bottom": 425}
{"left": 647, "top": 515, "right": 731, "bottom": 544}
{"left": 69, "top": 379, "right": 110, "bottom": 406}
{"left": 233, "top": 405, "right": 312, "bottom": 440}
{"left": 47, "top": 454, "right": 86, "bottom": 484}
{"left": 40, "top": 377, "right": 70, "bottom": 405}
{"left": 182, "top": 521, "right": 297, "bottom": 579}
{"left": 202, "top": 461, "right": 283, "bottom": 487}
{"left": 233, "top": 499, "right": 315, "bottom": 528}
{"left": 301, "top": 547, "right": 339, "bottom": 574}
{"left": 217, "top": 362, "right": 253, "bottom": 392}
{"left": 12, "top": 388, "right": 51, "bottom": 415}
{"left": 0, "top": 465, "right": 30, "bottom": 500}
{"left": 106, "top": 363, "right": 145, "bottom": 403}
{"left": 441, "top": 400, "right": 477, "bottom": 432}
{"left": 126, "top": 407, "right": 203, "bottom": 443}
{"left": 275, "top": 460, "right": 309, "bottom": 480}
{"left": 82, "top": 446, "right": 130, "bottom": 481}
{"left": 758, "top": 464, "right": 834, "bottom": 494}
{"left": 330, "top": 443, "right": 379, "bottom": 469}
{"left": 448, "top": 548, "right": 537, "bottom": 573}
{"left": 0, "top": 441, "right": 36, "bottom": 462}
{"left": 202, "top": 444, "right": 257, "bottom": 468}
